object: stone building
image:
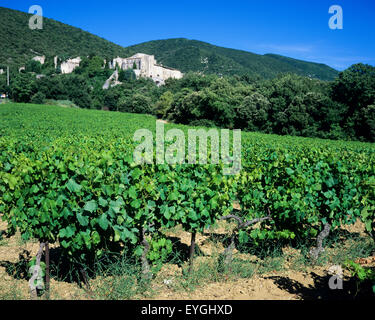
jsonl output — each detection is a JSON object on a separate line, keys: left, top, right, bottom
{"left": 32, "top": 55, "right": 46, "bottom": 65}
{"left": 23, "top": 53, "right": 183, "bottom": 86}
{"left": 111, "top": 53, "right": 183, "bottom": 85}
{"left": 60, "top": 57, "right": 82, "bottom": 74}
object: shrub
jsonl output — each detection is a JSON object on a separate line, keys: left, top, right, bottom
{"left": 30, "top": 92, "right": 46, "bottom": 105}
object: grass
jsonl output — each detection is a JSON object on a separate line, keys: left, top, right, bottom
{"left": 0, "top": 234, "right": 8, "bottom": 247}
{"left": 45, "top": 99, "right": 78, "bottom": 109}
{"left": 328, "top": 236, "right": 375, "bottom": 265}
{"left": 0, "top": 99, "right": 10, "bottom": 105}
{"left": 85, "top": 225, "right": 375, "bottom": 299}
{"left": 90, "top": 252, "right": 154, "bottom": 300}
{"left": 288, "top": 249, "right": 311, "bottom": 272}
{"left": 173, "top": 258, "right": 223, "bottom": 292}
{"left": 225, "top": 258, "right": 256, "bottom": 278}
{"left": 0, "top": 283, "right": 25, "bottom": 300}
{"left": 257, "top": 256, "right": 285, "bottom": 274}
{"left": 0, "top": 218, "right": 374, "bottom": 300}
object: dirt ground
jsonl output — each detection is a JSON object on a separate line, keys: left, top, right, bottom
{"left": 0, "top": 219, "right": 373, "bottom": 300}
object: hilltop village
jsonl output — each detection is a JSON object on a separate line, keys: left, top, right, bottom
{"left": 28, "top": 53, "right": 183, "bottom": 87}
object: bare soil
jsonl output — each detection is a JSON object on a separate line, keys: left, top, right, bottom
{"left": 0, "top": 219, "right": 373, "bottom": 300}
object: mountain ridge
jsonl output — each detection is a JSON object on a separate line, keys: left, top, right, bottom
{"left": 0, "top": 6, "right": 338, "bottom": 80}
{"left": 125, "top": 38, "right": 338, "bottom": 80}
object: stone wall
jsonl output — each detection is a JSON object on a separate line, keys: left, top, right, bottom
{"left": 32, "top": 55, "right": 46, "bottom": 65}
{"left": 60, "top": 57, "right": 82, "bottom": 74}
{"left": 25, "top": 53, "right": 183, "bottom": 84}
{"left": 113, "top": 56, "right": 142, "bottom": 70}
{"left": 111, "top": 53, "right": 183, "bottom": 85}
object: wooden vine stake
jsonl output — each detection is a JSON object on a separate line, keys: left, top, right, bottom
{"left": 29, "top": 242, "right": 45, "bottom": 300}
{"left": 223, "top": 233, "right": 236, "bottom": 272}
{"left": 80, "top": 268, "right": 91, "bottom": 291}
{"left": 141, "top": 227, "right": 152, "bottom": 281}
{"left": 79, "top": 267, "right": 96, "bottom": 300}
{"left": 188, "top": 232, "right": 196, "bottom": 274}
{"left": 45, "top": 242, "right": 50, "bottom": 299}
{"left": 309, "top": 223, "right": 331, "bottom": 261}
{"left": 220, "top": 214, "right": 272, "bottom": 270}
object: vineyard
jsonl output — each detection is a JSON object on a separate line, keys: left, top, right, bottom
{"left": 0, "top": 103, "right": 375, "bottom": 299}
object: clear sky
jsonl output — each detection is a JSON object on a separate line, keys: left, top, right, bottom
{"left": 1, "top": 0, "right": 375, "bottom": 70}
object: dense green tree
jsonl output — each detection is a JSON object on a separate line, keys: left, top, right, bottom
{"left": 75, "top": 56, "right": 105, "bottom": 78}
{"left": 362, "top": 105, "right": 375, "bottom": 142}
{"left": 118, "top": 93, "right": 152, "bottom": 114}
{"left": 332, "top": 64, "right": 375, "bottom": 141}
{"left": 332, "top": 64, "right": 375, "bottom": 113}
{"left": 0, "top": 74, "right": 8, "bottom": 93}
{"left": 262, "top": 74, "right": 323, "bottom": 135}
{"left": 103, "top": 86, "right": 123, "bottom": 111}
{"left": 118, "top": 69, "right": 136, "bottom": 82}
{"left": 235, "top": 92, "right": 270, "bottom": 132}
{"left": 61, "top": 74, "right": 92, "bottom": 108}
{"left": 167, "top": 84, "right": 236, "bottom": 128}
{"left": 36, "top": 76, "right": 67, "bottom": 100}
{"left": 165, "top": 72, "right": 216, "bottom": 92}
{"left": 10, "top": 73, "right": 37, "bottom": 102}
{"left": 153, "top": 91, "right": 174, "bottom": 118}
{"left": 30, "top": 91, "right": 46, "bottom": 104}
{"left": 25, "top": 60, "right": 42, "bottom": 74}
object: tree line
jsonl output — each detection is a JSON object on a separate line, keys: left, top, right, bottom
{"left": 1, "top": 56, "right": 374, "bottom": 142}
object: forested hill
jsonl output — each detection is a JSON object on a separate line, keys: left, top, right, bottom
{"left": 1, "top": 6, "right": 338, "bottom": 80}
{"left": 0, "top": 7, "right": 129, "bottom": 68}
{"left": 126, "top": 39, "right": 339, "bottom": 80}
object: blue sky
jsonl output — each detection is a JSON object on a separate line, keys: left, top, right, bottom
{"left": 2, "top": 0, "right": 375, "bottom": 70}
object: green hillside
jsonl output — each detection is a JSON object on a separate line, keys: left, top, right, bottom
{"left": 0, "top": 7, "right": 129, "bottom": 68}
{"left": 0, "top": 6, "right": 338, "bottom": 80}
{"left": 126, "top": 38, "right": 339, "bottom": 80}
